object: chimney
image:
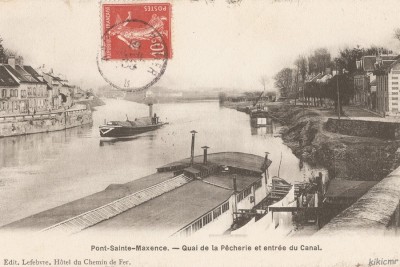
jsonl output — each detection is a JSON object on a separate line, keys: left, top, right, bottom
{"left": 16, "top": 56, "right": 23, "bottom": 66}
{"left": 201, "top": 146, "right": 209, "bottom": 165}
{"left": 148, "top": 103, "right": 153, "bottom": 118}
{"left": 8, "top": 57, "right": 16, "bottom": 69}
{"left": 190, "top": 130, "right": 197, "bottom": 166}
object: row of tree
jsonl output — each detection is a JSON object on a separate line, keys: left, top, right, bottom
{"left": 274, "top": 44, "right": 396, "bottom": 110}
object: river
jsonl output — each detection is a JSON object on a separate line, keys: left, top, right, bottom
{"left": 0, "top": 99, "right": 327, "bottom": 227}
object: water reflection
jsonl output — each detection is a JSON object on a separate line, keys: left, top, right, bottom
{"left": 250, "top": 123, "right": 274, "bottom": 136}
{"left": 99, "top": 134, "right": 156, "bottom": 146}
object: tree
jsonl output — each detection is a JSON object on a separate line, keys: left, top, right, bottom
{"left": 294, "top": 56, "right": 308, "bottom": 105}
{"left": 295, "top": 56, "right": 307, "bottom": 82}
{"left": 394, "top": 28, "right": 400, "bottom": 42}
{"left": 274, "top": 68, "right": 293, "bottom": 97}
{"left": 308, "top": 48, "right": 332, "bottom": 75}
{"left": 325, "top": 73, "right": 354, "bottom": 113}
{"left": 0, "top": 37, "right": 6, "bottom": 64}
{"left": 363, "top": 45, "right": 393, "bottom": 56}
{"left": 336, "top": 46, "right": 363, "bottom": 74}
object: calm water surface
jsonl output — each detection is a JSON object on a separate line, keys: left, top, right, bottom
{"left": 0, "top": 99, "right": 326, "bottom": 226}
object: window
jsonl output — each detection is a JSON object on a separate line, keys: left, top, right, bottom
{"left": 213, "top": 207, "right": 222, "bottom": 220}
{"left": 237, "top": 192, "right": 244, "bottom": 202}
{"left": 2, "top": 89, "right": 6, "bottom": 98}
{"left": 393, "top": 92, "right": 398, "bottom": 95}
{"left": 393, "top": 103, "right": 398, "bottom": 105}
{"left": 192, "top": 219, "right": 203, "bottom": 233}
{"left": 392, "top": 97, "right": 398, "bottom": 100}
{"left": 221, "top": 202, "right": 229, "bottom": 213}
{"left": 202, "top": 213, "right": 212, "bottom": 226}
{"left": 393, "top": 76, "right": 399, "bottom": 79}
{"left": 243, "top": 187, "right": 252, "bottom": 198}
{"left": 181, "top": 226, "right": 191, "bottom": 237}
{"left": 393, "top": 82, "right": 399, "bottom": 85}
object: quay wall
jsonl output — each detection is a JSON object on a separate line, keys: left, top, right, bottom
{"left": 325, "top": 118, "right": 400, "bottom": 140}
{"left": 0, "top": 109, "right": 92, "bottom": 137}
{"left": 317, "top": 165, "right": 400, "bottom": 236}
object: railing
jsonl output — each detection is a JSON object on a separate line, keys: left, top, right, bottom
{"left": 40, "top": 174, "right": 193, "bottom": 234}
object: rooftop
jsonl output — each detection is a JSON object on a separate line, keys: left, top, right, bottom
{"left": 325, "top": 179, "right": 378, "bottom": 199}
{"left": 2, "top": 171, "right": 175, "bottom": 230}
{"left": 3, "top": 64, "right": 40, "bottom": 83}
{"left": 0, "top": 65, "right": 19, "bottom": 87}
{"left": 203, "top": 173, "right": 259, "bottom": 191}
{"left": 22, "top": 65, "right": 44, "bottom": 82}
{"left": 15, "top": 65, "right": 40, "bottom": 83}
{"left": 159, "top": 152, "right": 267, "bottom": 174}
{"left": 85, "top": 180, "right": 232, "bottom": 235}
{"left": 362, "top": 56, "right": 376, "bottom": 72}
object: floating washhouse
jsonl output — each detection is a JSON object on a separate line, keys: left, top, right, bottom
{"left": 3, "top": 151, "right": 272, "bottom": 237}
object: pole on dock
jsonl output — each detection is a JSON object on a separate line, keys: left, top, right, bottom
{"left": 233, "top": 174, "right": 238, "bottom": 222}
{"left": 148, "top": 103, "right": 153, "bottom": 118}
{"left": 264, "top": 152, "right": 270, "bottom": 186}
{"left": 201, "top": 146, "right": 209, "bottom": 165}
{"left": 190, "top": 130, "right": 197, "bottom": 166}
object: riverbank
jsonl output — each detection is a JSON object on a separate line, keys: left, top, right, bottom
{"left": 222, "top": 101, "right": 400, "bottom": 181}
{"left": 75, "top": 95, "right": 106, "bottom": 110}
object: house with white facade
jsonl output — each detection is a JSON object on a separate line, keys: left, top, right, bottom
{"left": 374, "top": 58, "right": 400, "bottom": 116}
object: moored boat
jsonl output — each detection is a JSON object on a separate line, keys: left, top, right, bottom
{"left": 99, "top": 104, "right": 167, "bottom": 137}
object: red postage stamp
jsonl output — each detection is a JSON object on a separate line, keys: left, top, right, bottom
{"left": 102, "top": 3, "right": 172, "bottom": 60}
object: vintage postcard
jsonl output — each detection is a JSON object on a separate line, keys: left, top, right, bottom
{"left": 0, "top": 0, "right": 400, "bottom": 266}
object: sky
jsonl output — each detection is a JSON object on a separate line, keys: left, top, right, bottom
{"left": 0, "top": 0, "right": 399, "bottom": 92}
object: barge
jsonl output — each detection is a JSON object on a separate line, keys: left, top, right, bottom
{"left": 99, "top": 103, "right": 167, "bottom": 137}
{"left": 3, "top": 132, "right": 273, "bottom": 237}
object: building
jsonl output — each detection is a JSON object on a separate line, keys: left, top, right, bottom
{"left": 353, "top": 73, "right": 370, "bottom": 107}
{"left": 0, "top": 65, "right": 20, "bottom": 114}
{"left": 42, "top": 72, "right": 73, "bottom": 109}
{"left": 3, "top": 152, "right": 272, "bottom": 238}
{"left": 356, "top": 55, "right": 399, "bottom": 113}
{"left": 0, "top": 58, "right": 48, "bottom": 114}
{"left": 374, "top": 58, "right": 400, "bottom": 116}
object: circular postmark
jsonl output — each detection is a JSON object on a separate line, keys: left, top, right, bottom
{"left": 97, "top": 18, "right": 168, "bottom": 93}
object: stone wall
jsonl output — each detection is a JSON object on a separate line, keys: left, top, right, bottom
{"left": 0, "top": 109, "right": 92, "bottom": 137}
{"left": 317, "top": 165, "right": 400, "bottom": 235}
{"left": 325, "top": 118, "right": 400, "bottom": 140}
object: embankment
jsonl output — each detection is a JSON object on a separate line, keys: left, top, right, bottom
{"left": 221, "top": 101, "right": 400, "bottom": 181}
{"left": 268, "top": 105, "right": 400, "bottom": 181}
{"left": 0, "top": 108, "right": 92, "bottom": 138}
{"left": 325, "top": 118, "right": 400, "bottom": 140}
